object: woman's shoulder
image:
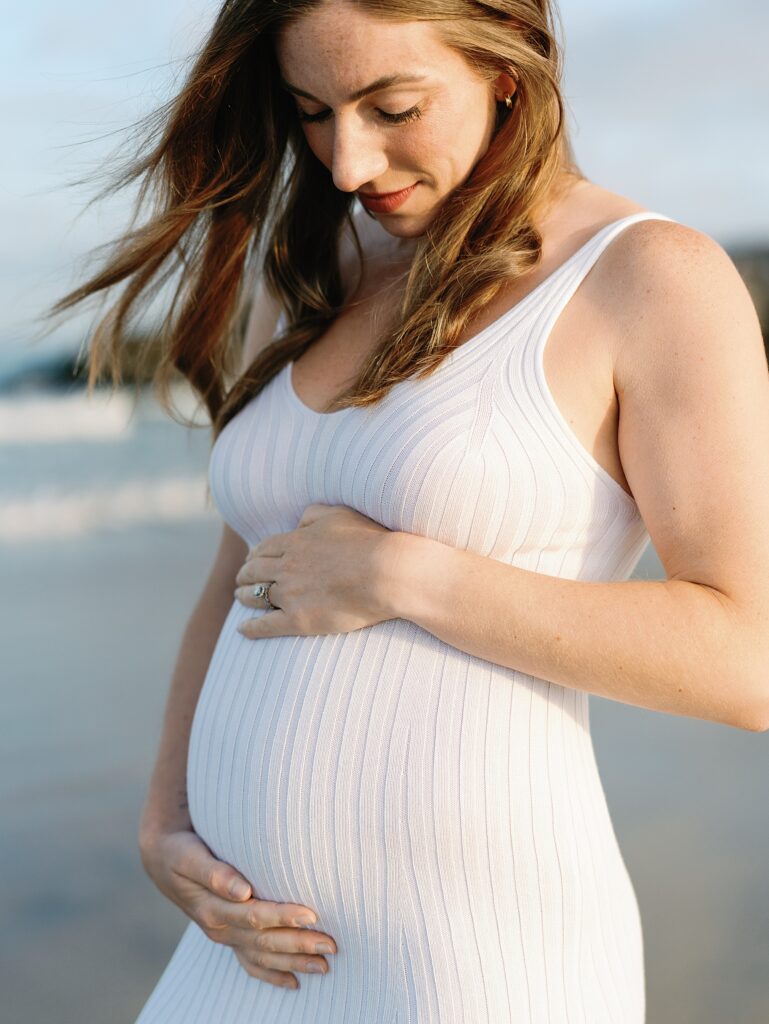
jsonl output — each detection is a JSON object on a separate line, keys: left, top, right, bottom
{"left": 238, "top": 274, "right": 286, "bottom": 374}
{"left": 584, "top": 182, "right": 725, "bottom": 271}
{"left": 589, "top": 188, "right": 763, "bottom": 396}
{"left": 578, "top": 183, "right": 743, "bottom": 335}
{"left": 609, "top": 225, "right": 748, "bottom": 342}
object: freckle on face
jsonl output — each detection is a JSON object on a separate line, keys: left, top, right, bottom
{"left": 274, "top": 1, "right": 498, "bottom": 214}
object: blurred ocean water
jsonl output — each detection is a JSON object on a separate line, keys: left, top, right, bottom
{"left": 1, "top": 385, "right": 767, "bottom": 1023}
{"left": 0, "top": 384, "right": 217, "bottom": 543}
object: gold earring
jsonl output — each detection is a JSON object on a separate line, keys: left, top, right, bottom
{"left": 504, "top": 93, "right": 514, "bottom": 109}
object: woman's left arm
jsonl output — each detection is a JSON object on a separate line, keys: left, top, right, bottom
{"left": 385, "top": 223, "right": 769, "bottom": 732}
{"left": 235, "top": 224, "right": 769, "bottom": 731}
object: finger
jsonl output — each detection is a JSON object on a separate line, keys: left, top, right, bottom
{"left": 233, "top": 584, "right": 279, "bottom": 609}
{"left": 234, "top": 554, "right": 281, "bottom": 587}
{"left": 235, "top": 941, "right": 330, "bottom": 978}
{"left": 217, "top": 896, "right": 320, "bottom": 933}
{"left": 246, "top": 534, "right": 290, "bottom": 559}
{"left": 227, "top": 923, "right": 337, "bottom": 959}
{"left": 236, "top": 609, "right": 294, "bottom": 638}
{"left": 233, "top": 948, "right": 298, "bottom": 990}
{"left": 174, "top": 842, "right": 253, "bottom": 901}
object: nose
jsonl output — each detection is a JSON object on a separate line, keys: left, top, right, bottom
{"left": 329, "top": 114, "right": 389, "bottom": 194}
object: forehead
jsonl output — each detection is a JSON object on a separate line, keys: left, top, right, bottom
{"left": 274, "top": 4, "right": 455, "bottom": 86}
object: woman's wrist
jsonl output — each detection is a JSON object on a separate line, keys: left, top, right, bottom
{"left": 380, "top": 530, "right": 455, "bottom": 624}
{"left": 138, "top": 800, "right": 193, "bottom": 849}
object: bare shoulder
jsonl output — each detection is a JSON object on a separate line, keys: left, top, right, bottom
{"left": 594, "top": 216, "right": 765, "bottom": 379}
{"left": 239, "top": 274, "right": 285, "bottom": 374}
{"left": 602, "top": 216, "right": 737, "bottom": 292}
{"left": 601, "top": 216, "right": 767, "bottom": 477}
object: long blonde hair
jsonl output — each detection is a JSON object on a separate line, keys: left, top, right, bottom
{"left": 43, "top": 0, "right": 584, "bottom": 441}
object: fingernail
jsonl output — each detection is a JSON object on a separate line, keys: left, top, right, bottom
{"left": 315, "top": 942, "right": 333, "bottom": 954}
{"left": 230, "top": 880, "right": 250, "bottom": 899}
{"left": 294, "top": 914, "right": 316, "bottom": 926}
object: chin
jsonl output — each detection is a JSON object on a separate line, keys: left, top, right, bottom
{"left": 383, "top": 208, "right": 432, "bottom": 238}
{"left": 382, "top": 223, "right": 427, "bottom": 247}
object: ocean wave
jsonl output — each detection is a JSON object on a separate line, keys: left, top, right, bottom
{"left": 0, "top": 383, "right": 209, "bottom": 443}
{"left": 0, "top": 474, "right": 218, "bottom": 542}
{"left": 0, "top": 390, "right": 138, "bottom": 443}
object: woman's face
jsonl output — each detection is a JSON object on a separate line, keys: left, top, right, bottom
{"left": 275, "top": 1, "right": 516, "bottom": 241}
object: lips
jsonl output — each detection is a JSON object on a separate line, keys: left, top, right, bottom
{"left": 357, "top": 182, "right": 419, "bottom": 213}
{"left": 359, "top": 185, "right": 413, "bottom": 199}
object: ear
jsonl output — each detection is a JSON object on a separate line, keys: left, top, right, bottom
{"left": 493, "top": 70, "right": 519, "bottom": 103}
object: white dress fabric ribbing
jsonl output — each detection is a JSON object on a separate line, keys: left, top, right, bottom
{"left": 135, "top": 210, "right": 674, "bottom": 1023}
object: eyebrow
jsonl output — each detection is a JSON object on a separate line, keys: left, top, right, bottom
{"left": 279, "top": 73, "right": 428, "bottom": 103}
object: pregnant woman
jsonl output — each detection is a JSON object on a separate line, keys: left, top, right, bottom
{"left": 49, "top": 0, "right": 769, "bottom": 1020}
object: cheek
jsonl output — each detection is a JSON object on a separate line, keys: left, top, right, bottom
{"left": 398, "top": 114, "right": 450, "bottom": 159}
{"left": 403, "top": 120, "right": 464, "bottom": 180}
{"left": 437, "top": 106, "right": 493, "bottom": 178}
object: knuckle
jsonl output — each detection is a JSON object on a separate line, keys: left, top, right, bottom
{"left": 247, "top": 907, "right": 264, "bottom": 931}
{"left": 197, "top": 906, "right": 220, "bottom": 931}
{"left": 177, "top": 850, "right": 195, "bottom": 876}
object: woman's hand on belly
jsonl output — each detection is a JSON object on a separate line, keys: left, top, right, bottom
{"left": 233, "top": 503, "right": 402, "bottom": 638}
{"left": 139, "top": 827, "right": 337, "bottom": 990}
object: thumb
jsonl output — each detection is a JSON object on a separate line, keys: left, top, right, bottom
{"left": 185, "top": 838, "right": 253, "bottom": 901}
{"left": 211, "top": 863, "right": 253, "bottom": 901}
{"left": 222, "top": 872, "right": 253, "bottom": 901}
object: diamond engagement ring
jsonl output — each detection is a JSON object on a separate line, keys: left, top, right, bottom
{"left": 252, "top": 582, "right": 278, "bottom": 610}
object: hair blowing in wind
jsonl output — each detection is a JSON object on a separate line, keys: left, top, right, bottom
{"left": 42, "top": 0, "right": 583, "bottom": 443}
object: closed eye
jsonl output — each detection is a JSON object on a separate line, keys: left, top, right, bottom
{"left": 295, "top": 105, "right": 423, "bottom": 126}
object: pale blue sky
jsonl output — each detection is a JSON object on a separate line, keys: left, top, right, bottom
{"left": 4, "top": 0, "right": 768, "bottom": 362}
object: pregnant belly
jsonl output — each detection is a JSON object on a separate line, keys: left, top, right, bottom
{"left": 186, "top": 600, "right": 425, "bottom": 905}
{"left": 186, "top": 602, "right": 632, "bottom": 933}
{"left": 185, "top": 601, "right": 644, "bottom": 1018}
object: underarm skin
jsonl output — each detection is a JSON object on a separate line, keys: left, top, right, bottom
{"left": 381, "top": 530, "right": 768, "bottom": 733}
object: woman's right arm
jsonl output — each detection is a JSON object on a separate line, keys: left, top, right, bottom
{"left": 137, "top": 521, "right": 248, "bottom": 848}
{"left": 137, "top": 283, "right": 338, "bottom": 989}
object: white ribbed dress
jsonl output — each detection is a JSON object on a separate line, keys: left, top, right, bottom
{"left": 135, "top": 211, "right": 674, "bottom": 1023}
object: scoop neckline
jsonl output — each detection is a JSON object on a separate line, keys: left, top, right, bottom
{"left": 283, "top": 210, "right": 667, "bottom": 419}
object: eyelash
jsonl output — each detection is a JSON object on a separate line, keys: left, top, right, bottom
{"left": 295, "top": 104, "right": 423, "bottom": 126}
